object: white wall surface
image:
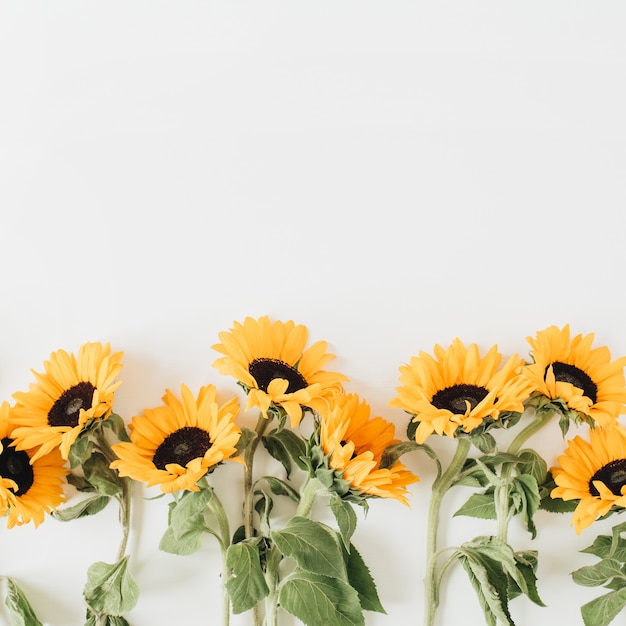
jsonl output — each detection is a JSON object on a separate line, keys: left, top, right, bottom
{"left": 1, "top": 2, "right": 626, "bottom": 625}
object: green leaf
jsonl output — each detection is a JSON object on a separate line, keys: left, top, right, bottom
{"left": 159, "top": 518, "right": 207, "bottom": 555}
{"left": 235, "top": 427, "right": 258, "bottom": 455}
{"left": 581, "top": 588, "right": 626, "bottom": 626}
{"left": 264, "top": 476, "right": 301, "bottom": 503}
{"left": 582, "top": 535, "right": 626, "bottom": 562}
{"left": 468, "top": 432, "right": 497, "bottom": 454}
{"left": 457, "top": 547, "right": 514, "bottom": 626}
{"left": 83, "top": 556, "right": 139, "bottom": 616}
{"left": 263, "top": 433, "right": 294, "bottom": 478}
{"left": 270, "top": 428, "right": 309, "bottom": 472}
{"left": 279, "top": 569, "right": 364, "bottom": 626}
{"left": 330, "top": 494, "right": 357, "bottom": 550}
{"left": 225, "top": 541, "right": 270, "bottom": 613}
{"left": 510, "top": 474, "right": 541, "bottom": 538}
{"left": 67, "top": 473, "right": 97, "bottom": 493}
{"left": 169, "top": 488, "right": 213, "bottom": 538}
{"left": 454, "top": 492, "right": 497, "bottom": 520}
{"left": 343, "top": 543, "right": 385, "bottom": 614}
{"left": 271, "top": 516, "right": 346, "bottom": 580}
{"left": 508, "top": 551, "right": 545, "bottom": 607}
{"left": 83, "top": 453, "right": 121, "bottom": 496}
{"left": 572, "top": 559, "right": 625, "bottom": 587}
{"left": 4, "top": 578, "right": 43, "bottom": 626}
{"left": 102, "top": 413, "right": 131, "bottom": 443}
{"left": 254, "top": 490, "right": 273, "bottom": 537}
{"left": 517, "top": 449, "right": 548, "bottom": 485}
{"left": 68, "top": 435, "right": 95, "bottom": 469}
{"left": 52, "top": 495, "right": 111, "bottom": 521}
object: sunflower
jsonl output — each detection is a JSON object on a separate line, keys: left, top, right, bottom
{"left": 318, "top": 393, "right": 418, "bottom": 505}
{"left": 390, "top": 338, "right": 533, "bottom": 445}
{"left": 0, "top": 401, "right": 68, "bottom": 528}
{"left": 10, "top": 342, "right": 123, "bottom": 461}
{"left": 212, "top": 316, "right": 348, "bottom": 427}
{"left": 111, "top": 384, "right": 242, "bottom": 493}
{"left": 522, "top": 324, "right": 626, "bottom": 427}
{"left": 551, "top": 422, "right": 626, "bottom": 534}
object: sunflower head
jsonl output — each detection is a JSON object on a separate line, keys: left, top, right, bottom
{"left": 212, "top": 316, "right": 348, "bottom": 427}
{"left": 551, "top": 422, "right": 626, "bottom": 534}
{"left": 390, "top": 338, "right": 533, "bottom": 445}
{"left": 522, "top": 324, "right": 626, "bottom": 432}
{"left": 10, "top": 342, "right": 124, "bottom": 461}
{"left": 305, "top": 393, "right": 418, "bottom": 506}
{"left": 0, "top": 401, "right": 68, "bottom": 528}
{"left": 111, "top": 384, "right": 242, "bottom": 494}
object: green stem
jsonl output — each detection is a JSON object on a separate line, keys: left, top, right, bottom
{"left": 295, "top": 478, "right": 323, "bottom": 518}
{"left": 497, "top": 408, "right": 554, "bottom": 542}
{"left": 207, "top": 491, "right": 232, "bottom": 626}
{"left": 242, "top": 414, "right": 271, "bottom": 626}
{"left": 424, "top": 437, "right": 471, "bottom": 626}
{"left": 263, "top": 545, "right": 282, "bottom": 626}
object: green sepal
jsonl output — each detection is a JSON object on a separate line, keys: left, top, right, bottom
{"left": 102, "top": 413, "right": 131, "bottom": 443}
{"left": 580, "top": 588, "right": 626, "bottom": 626}
{"left": 83, "top": 452, "right": 122, "bottom": 496}
{"left": 271, "top": 516, "right": 346, "bottom": 580}
{"left": 3, "top": 578, "right": 43, "bottom": 626}
{"left": 278, "top": 569, "right": 364, "bottom": 626}
{"left": 225, "top": 540, "right": 270, "bottom": 613}
{"left": 83, "top": 556, "right": 139, "bottom": 617}
{"left": 343, "top": 543, "right": 385, "bottom": 614}
{"left": 52, "top": 495, "right": 111, "bottom": 521}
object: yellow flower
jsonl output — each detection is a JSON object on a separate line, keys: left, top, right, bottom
{"left": 390, "top": 338, "right": 532, "bottom": 444}
{"left": 319, "top": 393, "right": 418, "bottom": 505}
{"left": 551, "top": 422, "right": 626, "bottom": 534}
{"left": 212, "top": 316, "right": 347, "bottom": 427}
{"left": 11, "top": 342, "right": 123, "bottom": 461}
{"left": 0, "top": 401, "right": 68, "bottom": 528}
{"left": 111, "top": 384, "right": 242, "bottom": 494}
{"left": 522, "top": 324, "right": 626, "bottom": 426}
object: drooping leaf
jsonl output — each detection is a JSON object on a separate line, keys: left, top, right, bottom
{"left": 52, "top": 495, "right": 111, "bottom": 521}
{"left": 225, "top": 541, "right": 270, "bottom": 613}
{"left": 343, "top": 543, "right": 385, "bottom": 614}
{"left": 83, "top": 556, "right": 139, "bottom": 617}
{"left": 263, "top": 433, "right": 294, "bottom": 478}
{"left": 279, "top": 569, "right": 364, "bottom": 626}
{"left": 83, "top": 453, "right": 121, "bottom": 496}
{"left": 264, "top": 476, "right": 300, "bottom": 503}
{"left": 102, "top": 413, "right": 131, "bottom": 443}
{"left": 271, "top": 516, "right": 346, "bottom": 580}
{"left": 270, "top": 428, "right": 308, "bottom": 472}
{"left": 4, "top": 578, "right": 43, "bottom": 626}
{"left": 330, "top": 493, "right": 357, "bottom": 549}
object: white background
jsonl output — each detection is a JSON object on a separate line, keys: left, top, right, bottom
{"left": 1, "top": 2, "right": 626, "bottom": 625}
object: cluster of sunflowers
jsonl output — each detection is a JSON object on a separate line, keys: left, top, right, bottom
{"left": 1, "top": 318, "right": 626, "bottom": 626}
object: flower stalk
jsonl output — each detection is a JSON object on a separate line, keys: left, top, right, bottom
{"left": 424, "top": 437, "right": 471, "bottom": 626}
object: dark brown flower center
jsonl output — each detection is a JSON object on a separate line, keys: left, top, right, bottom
{"left": 547, "top": 362, "right": 598, "bottom": 404}
{"left": 48, "top": 382, "right": 96, "bottom": 427}
{"left": 0, "top": 437, "right": 34, "bottom": 496}
{"left": 589, "top": 459, "right": 626, "bottom": 497}
{"left": 431, "top": 384, "right": 489, "bottom": 414}
{"left": 248, "top": 358, "right": 308, "bottom": 394}
{"left": 152, "top": 427, "right": 212, "bottom": 470}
